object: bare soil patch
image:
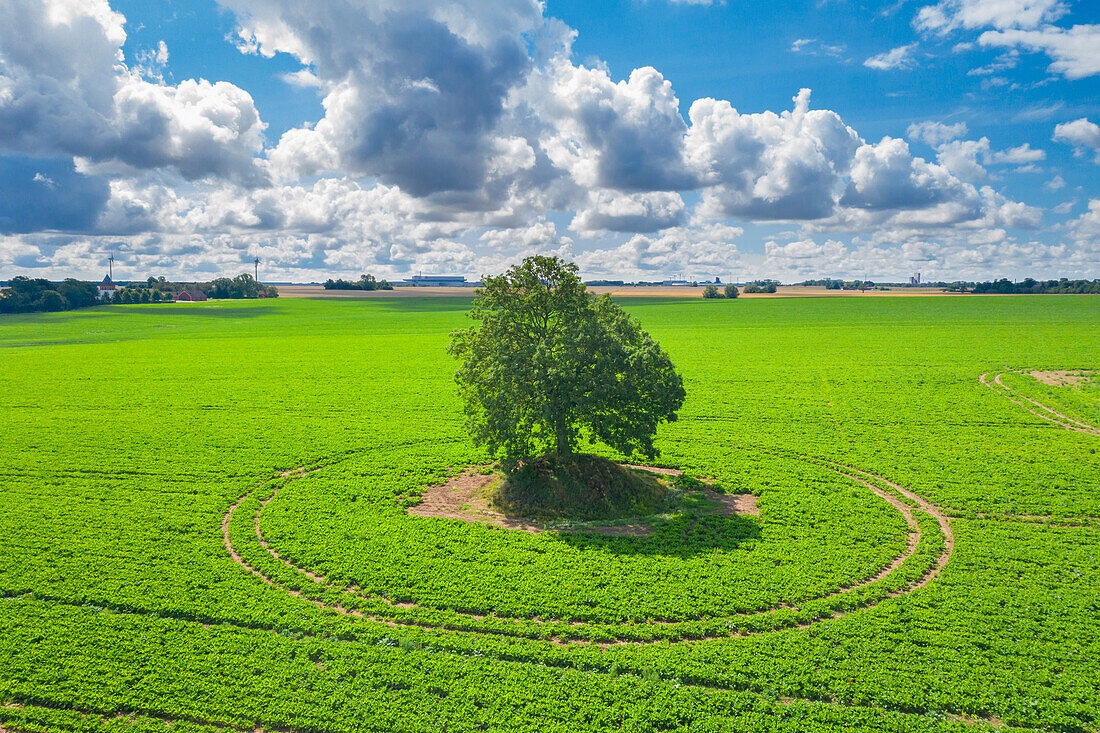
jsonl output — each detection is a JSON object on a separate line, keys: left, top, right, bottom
{"left": 1029, "top": 369, "right": 1093, "bottom": 387}
{"left": 406, "top": 466, "right": 758, "bottom": 535}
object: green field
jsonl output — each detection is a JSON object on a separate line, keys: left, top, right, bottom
{"left": 1, "top": 295, "right": 1098, "bottom": 732}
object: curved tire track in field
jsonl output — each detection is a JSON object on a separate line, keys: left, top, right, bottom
{"left": 222, "top": 456, "right": 954, "bottom": 645}
{"left": 980, "top": 371, "right": 1099, "bottom": 435}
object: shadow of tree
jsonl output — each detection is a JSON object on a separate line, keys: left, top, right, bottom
{"left": 552, "top": 512, "right": 761, "bottom": 558}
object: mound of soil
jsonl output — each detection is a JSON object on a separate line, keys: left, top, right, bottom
{"left": 406, "top": 459, "right": 757, "bottom": 536}
{"left": 496, "top": 454, "right": 672, "bottom": 521}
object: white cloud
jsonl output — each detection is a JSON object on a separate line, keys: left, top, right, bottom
{"left": 790, "top": 38, "right": 846, "bottom": 58}
{"left": 0, "top": 0, "right": 267, "bottom": 184}
{"left": 915, "top": 0, "right": 1098, "bottom": 80}
{"left": 1053, "top": 118, "right": 1100, "bottom": 161}
{"left": 907, "top": 120, "right": 969, "bottom": 146}
{"left": 841, "top": 137, "right": 975, "bottom": 211}
{"left": 531, "top": 62, "right": 695, "bottom": 192}
{"left": 570, "top": 190, "right": 686, "bottom": 235}
{"left": 231, "top": 0, "right": 542, "bottom": 196}
{"left": 989, "top": 142, "right": 1045, "bottom": 163}
{"left": 687, "top": 89, "right": 863, "bottom": 220}
{"left": 1044, "top": 174, "right": 1066, "bottom": 190}
{"left": 758, "top": 233, "right": 1087, "bottom": 282}
{"left": 1069, "top": 198, "right": 1100, "bottom": 241}
{"left": 906, "top": 125, "right": 1046, "bottom": 181}
{"left": 864, "top": 44, "right": 918, "bottom": 70}
{"left": 934, "top": 137, "right": 992, "bottom": 181}
{"left": 967, "top": 49, "right": 1019, "bottom": 75}
{"left": 0, "top": 0, "right": 1082, "bottom": 283}
{"left": 573, "top": 221, "right": 743, "bottom": 278}
{"left": 979, "top": 24, "right": 1100, "bottom": 79}
{"left": 915, "top": 0, "right": 1067, "bottom": 34}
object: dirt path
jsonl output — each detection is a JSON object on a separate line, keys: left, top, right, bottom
{"left": 980, "top": 371, "right": 1099, "bottom": 435}
{"left": 221, "top": 456, "right": 953, "bottom": 646}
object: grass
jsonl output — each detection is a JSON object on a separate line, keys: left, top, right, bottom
{"left": 0, "top": 294, "right": 1098, "bottom": 732}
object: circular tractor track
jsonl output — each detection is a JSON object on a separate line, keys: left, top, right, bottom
{"left": 223, "top": 454, "right": 954, "bottom": 646}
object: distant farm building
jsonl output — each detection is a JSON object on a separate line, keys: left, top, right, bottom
{"left": 400, "top": 275, "right": 473, "bottom": 287}
{"left": 177, "top": 289, "right": 208, "bottom": 302}
{"left": 97, "top": 275, "right": 116, "bottom": 299}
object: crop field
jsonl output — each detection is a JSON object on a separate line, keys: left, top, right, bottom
{"left": 1, "top": 294, "right": 1098, "bottom": 733}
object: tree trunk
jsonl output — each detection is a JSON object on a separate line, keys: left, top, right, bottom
{"left": 555, "top": 421, "right": 570, "bottom": 456}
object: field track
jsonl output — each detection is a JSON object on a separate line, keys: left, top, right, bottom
{"left": 4, "top": 367, "right": 1095, "bottom": 733}
{"left": 211, "top": 371, "right": 1096, "bottom": 648}
{"left": 980, "top": 371, "right": 1099, "bottom": 435}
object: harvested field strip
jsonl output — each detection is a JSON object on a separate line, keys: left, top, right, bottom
{"left": 222, "top": 454, "right": 951, "bottom": 644}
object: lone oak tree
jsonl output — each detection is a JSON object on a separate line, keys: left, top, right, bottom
{"left": 449, "top": 256, "right": 685, "bottom": 468}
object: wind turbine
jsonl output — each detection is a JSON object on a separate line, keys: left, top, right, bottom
{"left": 253, "top": 257, "right": 260, "bottom": 282}
{"left": 108, "top": 253, "right": 114, "bottom": 280}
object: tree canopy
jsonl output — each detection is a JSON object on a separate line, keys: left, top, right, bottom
{"left": 448, "top": 256, "right": 685, "bottom": 465}
{"left": 0, "top": 277, "right": 99, "bottom": 313}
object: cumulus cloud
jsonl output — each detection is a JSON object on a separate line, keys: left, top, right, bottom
{"left": 571, "top": 190, "right": 685, "bottom": 235}
{"left": 864, "top": 44, "right": 918, "bottom": 70}
{"left": 0, "top": 0, "right": 1080, "bottom": 283}
{"left": 758, "top": 232, "right": 1084, "bottom": 281}
{"left": 906, "top": 123, "right": 1048, "bottom": 181}
{"left": 1053, "top": 118, "right": 1100, "bottom": 161}
{"left": 573, "top": 220, "right": 743, "bottom": 278}
{"left": 231, "top": 0, "right": 540, "bottom": 196}
{"left": 841, "top": 137, "right": 975, "bottom": 210}
{"left": 687, "top": 89, "right": 863, "bottom": 220}
{"left": 1069, "top": 198, "right": 1100, "bottom": 241}
{"left": 0, "top": 0, "right": 268, "bottom": 184}
{"left": 532, "top": 63, "right": 696, "bottom": 192}
{"left": 933, "top": 138, "right": 993, "bottom": 181}
{"left": 907, "top": 120, "right": 969, "bottom": 146}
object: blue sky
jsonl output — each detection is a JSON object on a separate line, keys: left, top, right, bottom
{"left": 1, "top": 0, "right": 1098, "bottom": 282}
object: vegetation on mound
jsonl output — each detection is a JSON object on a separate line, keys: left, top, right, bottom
{"left": 493, "top": 454, "right": 700, "bottom": 521}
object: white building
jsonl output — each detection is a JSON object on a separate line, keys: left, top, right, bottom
{"left": 97, "top": 275, "right": 117, "bottom": 299}
{"left": 400, "top": 275, "right": 473, "bottom": 287}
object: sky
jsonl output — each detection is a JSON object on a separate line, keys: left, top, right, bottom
{"left": 1, "top": 0, "right": 1099, "bottom": 283}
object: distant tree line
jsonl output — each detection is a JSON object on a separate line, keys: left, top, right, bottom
{"left": 971, "top": 278, "right": 1100, "bottom": 294}
{"left": 323, "top": 274, "right": 393, "bottom": 291}
{"left": 797, "top": 278, "right": 879, "bottom": 291}
{"left": 109, "top": 273, "right": 277, "bottom": 301}
{"left": 200, "top": 273, "right": 279, "bottom": 299}
{"left": 702, "top": 284, "right": 739, "bottom": 299}
{"left": 742, "top": 282, "right": 778, "bottom": 294}
{"left": 0, "top": 277, "right": 99, "bottom": 313}
{"left": 583, "top": 280, "right": 625, "bottom": 287}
